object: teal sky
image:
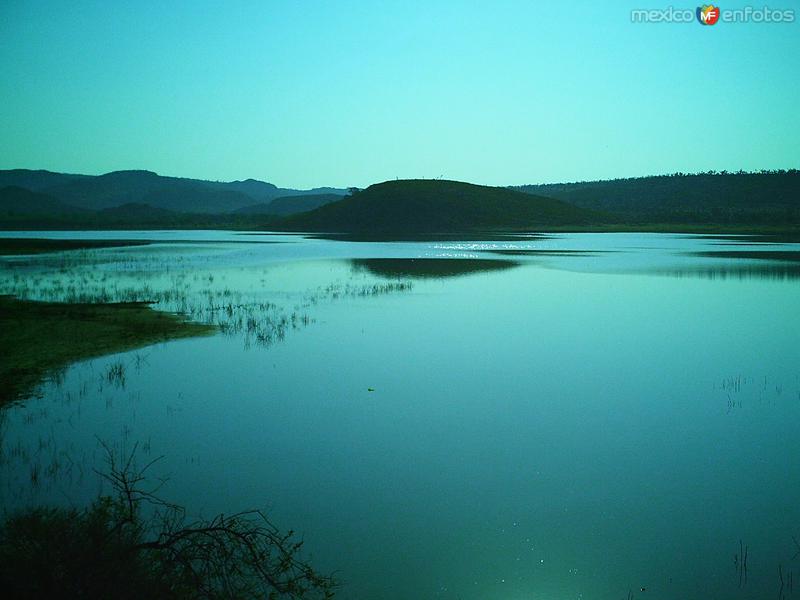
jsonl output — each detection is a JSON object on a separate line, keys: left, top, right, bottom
{"left": 1, "top": 1, "right": 798, "bottom": 189}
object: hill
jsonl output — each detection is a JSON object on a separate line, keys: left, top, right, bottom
{"left": 513, "top": 170, "right": 800, "bottom": 225}
{"left": 266, "top": 193, "right": 343, "bottom": 216}
{"left": 210, "top": 178, "right": 281, "bottom": 203}
{"left": 0, "top": 169, "right": 88, "bottom": 191}
{"left": 0, "top": 189, "right": 267, "bottom": 230}
{"left": 236, "top": 193, "right": 343, "bottom": 216}
{"left": 280, "top": 179, "right": 603, "bottom": 233}
{"left": 210, "top": 180, "right": 347, "bottom": 204}
{"left": 97, "top": 203, "right": 179, "bottom": 223}
{"left": 0, "top": 186, "right": 88, "bottom": 217}
{"left": 44, "top": 170, "right": 257, "bottom": 213}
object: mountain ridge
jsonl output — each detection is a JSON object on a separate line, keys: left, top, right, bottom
{"left": 1, "top": 169, "right": 798, "bottom": 232}
{"left": 0, "top": 169, "right": 349, "bottom": 214}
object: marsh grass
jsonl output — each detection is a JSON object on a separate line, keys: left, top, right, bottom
{"left": 0, "top": 249, "right": 414, "bottom": 352}
{"left": 0, "top": 297, "right": 214, "bottom": 405}
{"left": 0, "top": 247, "right": 414, "bottom": 406}
{"left": 104, "top": 361, "right": 126, "bottom": 389}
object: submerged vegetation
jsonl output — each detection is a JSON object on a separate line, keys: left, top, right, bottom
{"left": 0, "top": 296, "right": 214, "bottom": 405}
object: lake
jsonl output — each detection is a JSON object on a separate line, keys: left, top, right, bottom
{"left": 1, "top": 231, "right": 799, "bottom": 599}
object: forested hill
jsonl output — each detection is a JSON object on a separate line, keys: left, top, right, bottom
{"left": 513, "top": 170, "right": 799, "bottom": 225}
{"left": 280, "top": 179, "right": 606, "bottom": 233}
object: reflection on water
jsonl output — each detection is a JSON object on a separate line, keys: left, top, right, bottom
{"left": 351, "top": 258, "right": 517, "bottom": 279}
{"left": 488, "top": 249, "right": 606, "bottom": 257}
{"left": 641, "top": 250, "right": 800, "bottom": 280}
{"left": 691, "top": 250, "right": 800, "bottom": 262}
{"left": 649, "top": 263, "right": 800, "bottom": 280}
{"left": 687, "top": 233, "right": 800, "bottom": 245}
{"left": 308, "top": 232, "right": 555, "bottom": 242}
{"left": 1, "top": 231, "right": 800, "bottom": 600}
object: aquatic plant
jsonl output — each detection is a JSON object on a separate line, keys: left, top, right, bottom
{"left": 104, "top": 361, "right": 126, "bottom": 389}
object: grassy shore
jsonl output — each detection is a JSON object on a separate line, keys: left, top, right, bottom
{"left": 0, "top": 296, "right": 215, "bottom": 405}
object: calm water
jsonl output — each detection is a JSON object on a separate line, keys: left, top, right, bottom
{"left": 1, "top": 231, "right": 799, "bottom": 599}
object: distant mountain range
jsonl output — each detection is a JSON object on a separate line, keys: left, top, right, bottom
{"left": 0, "top": 169, "right": 348, "bottom": 214}
{"left": 0, "top": 168, "right": 798, "bottom": 233}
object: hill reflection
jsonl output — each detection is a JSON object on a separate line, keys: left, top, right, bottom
{"left": 351, "top": 258, "right": 518, "bottom": 279}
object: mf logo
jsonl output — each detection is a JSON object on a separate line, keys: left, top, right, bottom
{"left": 697, "top": 4, "right": 721, "bottom": 24}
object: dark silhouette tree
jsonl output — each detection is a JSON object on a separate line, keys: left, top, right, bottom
{"left": 0, "top": 443, "right": 336, "bottom": 599}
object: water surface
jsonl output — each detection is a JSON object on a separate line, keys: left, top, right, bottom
{"left": 1, "top": 231, "right": 799, "bottom": 599}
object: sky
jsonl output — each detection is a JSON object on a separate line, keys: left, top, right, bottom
{"left": 1, "top": 0, "right": 798, "bottom": 189}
